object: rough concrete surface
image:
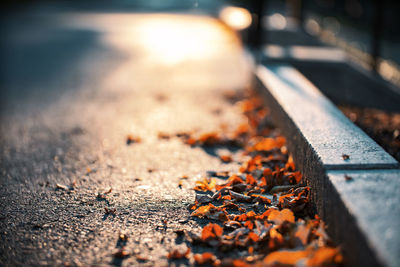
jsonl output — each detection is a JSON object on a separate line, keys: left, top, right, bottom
{"left": 0, "top": 12, "right": 252, "bottom": 266}
{"left": 327, "top": 170, "right": 400, "bottom": 267}
{"left": 256, "top": 64, "right": 398, "bottom": 169}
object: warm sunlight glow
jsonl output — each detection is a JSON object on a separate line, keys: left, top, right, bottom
{"left": 134, "top": 16, "right": 237, "bottom": 65}
{"left": 64, "top": 13, "right": 252, "bottom": 90}
{"left": 219, "top": 6, "right": 252, "bottom": 31}
{"left": 93, "top": 14, "right": 241, "bottom": 66}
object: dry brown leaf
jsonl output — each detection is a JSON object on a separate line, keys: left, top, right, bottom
{"left": 126, "top": 134, "right": 141, "bottom": 145}
{"left": 307, "top": 247, "right": 342, "bottom": 267}
{"left": 201, "top": 223, "right": 223, "bottom": 241}
{"left": 250, "top": 137, "right": 286, "bottom": 152}
{"left": 220, "top": 154, "right": 233, "bottom": 163}
{"left": 295, "top": 223, "right": 310, "bottom": 246}
{"left": 263, "top": 249, "right": 309, "bottom": 265}
{"left": 194, "top": 178, "right": 216, "bottom": 192}
{"left": 267, "top": 209, "right": 295, "bottom": 224}
{"left": 113, "top": 248, "right": 130, "bottom": 258}
{"left": 194, "top": 252, "right": 215, "bottom": 265}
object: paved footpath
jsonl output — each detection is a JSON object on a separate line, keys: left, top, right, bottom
{"left": 0, "top": 12, "right": 253, "bottom": 266}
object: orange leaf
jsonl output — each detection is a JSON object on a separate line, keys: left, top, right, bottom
{"left": 263, "top": 250, "right": 309, "bottom": 265}
{"left": 248, "top": 232, "right": 259, "bottom": 242}
{"left": 250, "top": 137, "right": 286, "bottom": 152}
{"left": 185, "top": 137, "right": 196, "bottom": 146}
{"left": 246, "top": 174, "right": 257, "bottom": 185}
{"left": 232, "top": 259, "right": 251, "bottom": 267}
{"left": 292, "top": 171, "right": 302, "bottom": 183}
{"left": 295, "top": 223, "right": 310, "bottom": 246}
{"left": 126, "top": 134, "right": 141, "bottom": 145}
{"left": 269, "top": 227, "right": 284, "bottom": 247}
{"left": 201, "top": 223, "right": 223, "bottom": 241}
{"left": 248, "top": 246, "right": 254, "bottom": 254}
{"left": 244, "top": 221, "right": 253, "bottom": 230}
{"left": 246, "top": 210, "right": 256, "bottom": 220}
{"left": 238, "top": 99, "right": 257, "bottom": 112}
{"left": 234, "top": 213, "right": 248, "bottom": 221}
{"left": 307, "top": 247, "right": 342, "bottom": 267}
{"left": 157, "top": 132, "right": 170, "bottom": 140}
{"left": 191, "top": 204, "right": 228, "bottom": 221}
{"left": 285, "top": 155, "right": 296, "bottom": 171}
{"left": 220, "top": 154, "right": 233, "bottom": 163}
{"left": 222, "top": 195, "right": 232, "bottom": 200}
{"left": 228, "top": 174, "right": 245, "bottom": 185}
{"left": 194, "top": 178, "right": 216, "bottom": 192}
{"left": 258, "top": 176, "right": 267, "bottom": 187}
{"left": 191, "top": 204, "right": 212, "bottom": 217}
{"left": 198, "top": 132, "right": 220, "bottom": 145}
{"left": 216, "top": 175, "right": 244, "bottom": 191}
{"left": 251, "top": 194, "right": 271, "bottom": 204}
{"left": 233, "top": 123, "right": 250, "bottom": 137}
{"left": 194, "top": 252, "right": 215, "bottom": 265}
{"left": 255, "top": 209, "right": 273, "bottom": 220}
{"left": 113, "top": 248, "right": 130, "bottom": 258}
{"left": 267, "top": 209, "right": 295, "bottom": 224}
{"left": 263, "top": 168, "right": 273, "bottom": 176}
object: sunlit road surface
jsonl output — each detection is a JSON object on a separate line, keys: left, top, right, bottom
{"left": 0, "top": 12, "right": 252, "bottom": 266}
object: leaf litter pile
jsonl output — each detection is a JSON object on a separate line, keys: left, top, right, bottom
{"left": 167, "top": 90, "right": 343, "bottom": 266}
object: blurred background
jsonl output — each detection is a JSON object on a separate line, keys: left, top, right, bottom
{"left": 1, "top": 0, "right": 400, "bottom": 112}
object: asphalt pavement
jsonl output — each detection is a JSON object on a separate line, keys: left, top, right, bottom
{"left": 0, "top": 10, "right": 253, "bottom": 266}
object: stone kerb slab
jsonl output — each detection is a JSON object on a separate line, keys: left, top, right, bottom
{"left": 255, "top": 63, "right": 400, "bottom": 267}
{"left": 256, "top": 64, "right": 398, "bottom": 170}
{"left": 327, "top": 170, "right": 400, "bottom": 267}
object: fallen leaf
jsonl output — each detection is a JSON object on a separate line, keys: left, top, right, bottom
{"left": 201, "top": 223, "right": 223, "bottom": 241}
{"left": 198, "top": 132, "right": 221, "bottom": 146}
{"left": 157, "top": 132, "right": 170, "bottom": 140}
{"left": 194, "top": 178, "right": 217, "bottom": 192}
{"left": 307, "top": 247, "right": 342, "bottom": 266}
{"left": 245, "top": 174, "right": 257, "bottom": 186}
{"left": 104, "top": 188, "right": 112, "bottom": 194}
{"left": 285, "top": 155, "right": 296, "bottom": 170}
{"left": 263, "top": 249, "right": 309, "bottom": 265}
{"left": 113, "top": 248, "right": 130, "bottom": 258}
{"left": 194, "top": 252, "right": 215, "bottom": 265}
{"left": 126, "top": 134, "right": 141, "bottom": 145}
{"left": 295, "top": 223, "right": 310, "bottom": 246}
{"left": 174, "top": 89, "right": 342, "bottom": 266}
{"left": 248, "top": 232, "right": 259, "bottom": 242}
{"left": 191, "top": 204, "right": 228, "bottom": 221}
{"left": 232, "top": 259, "right": 251, "bottom": 267}
{"left": 250, "top": 137, "right": 286, "bottom": 152}
{"left": 268, "top": 209, "right": 295, "bottom": 224}
{"left": 135, "top": 254, "right": 148, "bottom": 261}
{"left": 220, "top": 154, "right": 233, "bottom": 163}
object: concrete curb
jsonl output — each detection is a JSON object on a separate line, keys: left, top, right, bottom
{"left": 254, "top": 64, "right": 400, "bottom": 267}
{"left": 262, "top": 46, "right": 400, "bottom": 112}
